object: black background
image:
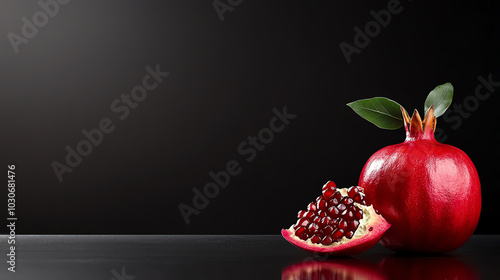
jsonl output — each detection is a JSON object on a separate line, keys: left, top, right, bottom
{"left": 1, "top": 0, "right": 498, "bottom": 234}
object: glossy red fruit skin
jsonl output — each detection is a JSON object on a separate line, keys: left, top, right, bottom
{"left": 359, "top": 110, "right": 481, "bottom": 253}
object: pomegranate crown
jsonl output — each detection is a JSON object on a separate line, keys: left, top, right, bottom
{"left": 347, "top": 83, "right": 453, "bottom": 141}
{"left": 401, "top": 106, "right": 436, "bottom": 140}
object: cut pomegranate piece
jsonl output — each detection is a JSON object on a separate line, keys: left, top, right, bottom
{"left": 281, "top": 181, "right": 390, "bottom": 255}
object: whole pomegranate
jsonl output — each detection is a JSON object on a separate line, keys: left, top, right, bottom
{"left": 358, "top": 106, "right": 481, "bottom": 252}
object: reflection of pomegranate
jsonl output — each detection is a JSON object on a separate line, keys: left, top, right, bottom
{"left": 379, "top": 256, "right": 478, "bottom": 280}
{"left": 359, "top": 107, "right": 481, "bottom": 252}
{"left": 282, "top": 259, "right": 387, "bottom": 280}
{"left": 282, "top": 181, "right": 390, "bottom": 255}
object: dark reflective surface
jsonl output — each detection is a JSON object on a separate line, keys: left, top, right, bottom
{"left": 282, "top": 256, "right": 479, "bottom": 280}
{"left": 0, "top": 235, "right": 499, "bottom": 279}
{"left": 379, "top": 255, "right": 478, "bottom": 280}
{"left": 282, "top": 258, "right": 386, "bottom": 280}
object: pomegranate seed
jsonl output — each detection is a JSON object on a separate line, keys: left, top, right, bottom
{"left": 369, "top": 227, "right": 374, "bottom": 231}
{"left": 307, "top": 202, "right": 317, "bottom": 212}
{"left": 329, "top": 198, "right": 339, "bottom": 206}
{"left": 330, "top": 218, "right": 339, "bottom": 227}
{"left": 348, "top": 220, "right": 360, "bottom": 231}
{"left": 316, "top": 199, "right": 328, "bottom": 211}
{"left": 352, "top": 194, "right": 363, "bottom": 204}
{"left": 308, "top": 223, "right": 319, "bottom": 233}
{"left": 318, "top": 211, "right": 328, "bottom": 218}
{"left": 345, "top": 231, "right": 355, "bottom": 239}
{"left": 310, "top": 235, "right": 321, "bottom": 244}
{"left": 354, "top": 208, "right": 363, "bottom": 220}
{"left": 340, "top": 209, "right": 347, "bottom": 217}
{"left": 328, "top": 206, "right": 340, "bottom": 217}
{"left": 338, "top": 220, "right": 348, "bottom": 230}
{"left": 323, "top": 225, "right": 334, "bottom": 235}
{"left": 323, "top": 189, "right": 335, "bottom": 200}
{"left": 321, "top": 236, "right": 334, "bottom": 246}
{"left": 293, "top": 219, "right": 298, "bottom": 228}
{"left": 297, "top": 210, "right": 306, "bottom": 218}
{"left": 312, "top": 216, "right": 321, "bottom": 224}
{"left": 320, "top": 216, "right": 332, "bottom": 227}
{"left": 303, "top": 211, "right": 315, "bottom": 218}
{"left": 343, "top": 210, "right": 354, "bottom": 220}
{"left": 295, "top": 218, "right": 310, "bottom": 229}
{"left": 337, "top": 204, "right": 347, "bottom": 212}
{"left": 295, "top": 227, "right": 309, "bottom": 240}
{"left": 333, "top": 192, "right": 342, "bottom": 201}
{"left": 341, "top": 197, "right": 354, "bottom": 206}
{"left": 331, "top": 229, "right": 344, "bottom": 242}
{"left": 348, "top": 187, "right": 360, "bottom": 197}
{"left": 322, "top": 181, "right": 336, "bottom": 193}
{"left": 346, "top": 198, "right": 354, "bottom": 206}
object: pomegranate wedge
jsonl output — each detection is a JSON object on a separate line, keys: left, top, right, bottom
{"left": 281, "top": 181, "right": 390, "bottom": 255}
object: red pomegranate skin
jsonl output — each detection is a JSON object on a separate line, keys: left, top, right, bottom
{"left": 359, "top": 111, "right": 481, "bottom": 253}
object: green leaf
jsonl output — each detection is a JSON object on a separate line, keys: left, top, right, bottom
{"left": 424, "top": 83, "right": 453, "bottom": 118}
{"left": 347, "top": 97, "right": 405, "bottom": 130}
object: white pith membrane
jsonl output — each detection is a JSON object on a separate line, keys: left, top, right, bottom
{"left": 288, "top": 188, "right": 373, "bottom": 248}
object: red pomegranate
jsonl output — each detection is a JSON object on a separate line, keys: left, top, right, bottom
{"left": 358, "top": 106, "right": 481, "bottom": 252}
